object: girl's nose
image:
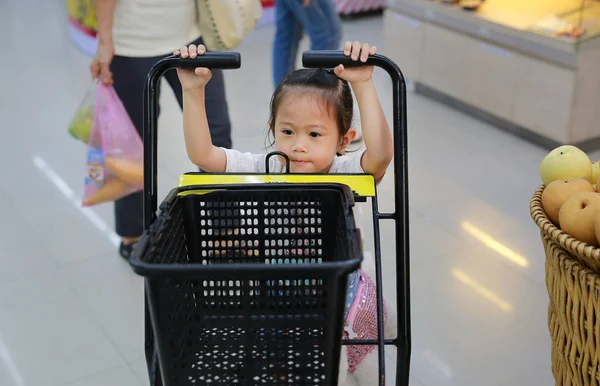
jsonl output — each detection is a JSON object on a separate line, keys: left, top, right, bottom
{"left": 292, "top": 138, "right": 307, "bottom": 152}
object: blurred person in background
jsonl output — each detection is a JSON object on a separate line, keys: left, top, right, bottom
{"left": 272, "top": 0, "right": 342, "bottom": 88}
{"left": 90, "top": 0, "right": 233, "bottom": 260}
{"left": 272, "top": 0, "right": 362, "bottom": 143}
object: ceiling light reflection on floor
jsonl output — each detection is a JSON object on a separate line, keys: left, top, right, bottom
{"left": 0, "top": 331, "right": 25, "bottom": 386}
{"left": 32, "top": 155, "right": 120, "bottom": 247}
{"left": 452, "top": 268, "right": 512, "bottom": 312}
{"left": 461, "top": 221, "right": 529, "bottom": 267}
{"left": 422, "top": 350, "right": 453, "bottom": 378}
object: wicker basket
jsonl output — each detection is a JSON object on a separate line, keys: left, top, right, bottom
{"left": 530, "top": 185, "right": 600, "bottom": 385}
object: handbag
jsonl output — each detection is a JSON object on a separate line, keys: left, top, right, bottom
{"left": 195, "top": 0, "right": 263, "bottom": 51}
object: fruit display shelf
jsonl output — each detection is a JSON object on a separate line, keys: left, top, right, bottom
{"left": 530, "top": 186, "right": 600, "bottom": 386}
{"left": 531, "top": 144, "right": 600, "bottom": 385}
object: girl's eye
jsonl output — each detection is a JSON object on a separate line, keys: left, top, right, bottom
{"left": 309, "top": 132, "right": 321, "bottom": 138}
{"left": 282, "top": 129, "right": 293, "bottom": 135}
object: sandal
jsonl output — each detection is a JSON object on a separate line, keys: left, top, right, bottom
{"left": 119, "top": 241, "right": 137, "bottom": 260}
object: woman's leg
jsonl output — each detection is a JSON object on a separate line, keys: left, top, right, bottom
{"left": 272, "top": 0, "right": 303, "bottom": 88}
{"left": 110, "top": 54, "right": 163, "bottom": 253}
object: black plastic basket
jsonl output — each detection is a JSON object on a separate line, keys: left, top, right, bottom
{"left": 130, "top": 183, "right": 363, "bottom": 386}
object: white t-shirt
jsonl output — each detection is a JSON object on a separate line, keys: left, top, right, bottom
{"left": 222, "top": 147, "right": 367, "bottom": 174}
{"left": 112, "top": 0, "right": 201, "bottom": 57}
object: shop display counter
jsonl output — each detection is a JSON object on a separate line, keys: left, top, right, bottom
{"left": 384, "top": 0, "right": 600, "bottom": 150}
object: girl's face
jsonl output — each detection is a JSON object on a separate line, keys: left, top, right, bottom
{"left": 273, "top": 92, "right": 355, "bottom": 173}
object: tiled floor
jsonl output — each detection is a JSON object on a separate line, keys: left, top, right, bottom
{"left": 0, "top": 1, "right": 579, "bottom": 385}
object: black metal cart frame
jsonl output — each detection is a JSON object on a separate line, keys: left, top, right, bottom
{"left": 136, "top": 49, "right": 411, "bottom": 385}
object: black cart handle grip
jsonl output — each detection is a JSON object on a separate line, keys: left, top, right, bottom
{"left": 302, "top": 50, "right": 375, "bottom": 68}
{"left": 171, "top": 52, "right": 241, "bottom": 70}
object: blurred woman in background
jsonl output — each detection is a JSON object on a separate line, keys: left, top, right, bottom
{"left": 90, "top": 0, "right": 233, "bottom": 259}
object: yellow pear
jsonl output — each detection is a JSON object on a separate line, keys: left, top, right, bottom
{"left": 559, "top": 192, "right": 600, "bottom": 246}
{"left": 596, "top": 214, "right": 600, "bottom": 246}
{"left": 542, "top": 178, "right": 595, "bottom": 225}
{"left": 539, "top": 145, "right": 592, "bottom": 185}
{"left": 592, "top": 161, "right": 600, "bottom": 184}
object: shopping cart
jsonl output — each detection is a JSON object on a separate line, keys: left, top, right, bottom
{"left": 129, "top": 49, "right": 411, "bottom": 386}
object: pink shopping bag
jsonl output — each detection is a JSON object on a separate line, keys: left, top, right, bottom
{"left": 82, "top": 83, "right": 143, "bottom": 207}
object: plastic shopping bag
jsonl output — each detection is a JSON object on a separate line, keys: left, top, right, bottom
{"left": 82, "top": 83, "right": 144, "bottom": 207}
{"left": 68, "top": 83, "right": 97, "bottom": 144}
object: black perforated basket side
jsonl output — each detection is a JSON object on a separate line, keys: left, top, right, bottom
{"left": 132, "top": 184, "right": 360, "bottom": 270}
{"left": 131, "top": 184, "right": 362, "bottom": 386}
{"left": 145, "top": 267, "right": 349, "bottom": 385}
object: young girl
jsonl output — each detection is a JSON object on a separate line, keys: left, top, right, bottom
{"left": 175, "top": 41, "right": 396, "bottom": 384}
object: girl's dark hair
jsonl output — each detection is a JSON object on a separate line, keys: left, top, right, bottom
{"left": 268, "top": 68, "right": 353, "bottom": 141}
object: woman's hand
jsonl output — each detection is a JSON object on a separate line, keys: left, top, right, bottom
{"left": 90, "top": 39, "right": 115, "bottom": 85}
{"left": 174, "top": 44, "right": 213, "bottom": 91}
{"left": 333, "top": 41, "right": 377, "bottom": 86}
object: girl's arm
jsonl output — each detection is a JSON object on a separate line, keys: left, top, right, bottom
{"left": 335, "top": 42, "right": 393, "bottom": 182}
{"left": 176, "top": 45, "right": 227, "bottom": 172}
{"left": 182, "top": 88, "right": 228, "bottom": 172}
{"left": 352, "top": 79, "right": 393, "bottom": 182}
